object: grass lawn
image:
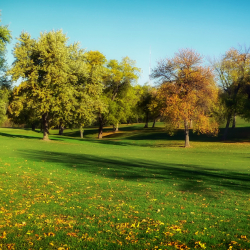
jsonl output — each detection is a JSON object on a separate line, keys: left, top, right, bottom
{"left": 0, "top": 120, "right": 250, "bottom": 249}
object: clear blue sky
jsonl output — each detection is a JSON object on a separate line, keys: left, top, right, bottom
{"left": 2, "top": 0, "right": 250, "bottom": 85}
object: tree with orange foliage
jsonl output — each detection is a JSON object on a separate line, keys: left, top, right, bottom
{"left": 151, "top": 49, "right": 219, "bottom": 147}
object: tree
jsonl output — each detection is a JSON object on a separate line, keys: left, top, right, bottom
{"left": 0, "top": 14, "right": 11, "bottom": 75}
{"left": 136, "top": 84, "right": 152, "bottom": 128}
{"left": 0, "top": 14, "right": 12, "bottom": 125}
{"left": 8, "top": 30, "right": 89, "bottom": 140}
{"left": 120, "top": 84, "right": 141, "bottom": 125}
{"left": 0, "top": 87, "right": 9, "bottom": 125}
{"left": 212, "top": 48, "right": 250, "bottom": 139}
{"left": 152, "top": 49, "right": 219, "bottom": 147}
{"left": 148, "top": 87, "right": 163, "bottom": 128}
{"left": 73, "top": 50, "right": 106, "bottom": 138}
{"left": 97, "top": 57, "right": 140, "bottom": 138}
{"left": 7, "top": 92, "right": 40, "bottom": 130}
{"left": 242, "top": 72, "right": 250, "bottom": 120}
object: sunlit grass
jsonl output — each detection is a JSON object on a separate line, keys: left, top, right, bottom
{"left": 0, "top": 120, "right": 249, "bottom": 249}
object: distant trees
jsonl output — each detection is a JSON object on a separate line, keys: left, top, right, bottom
{"left": 148, "top": 87, "right": 163, "bottom": 128}
{"left": 5, "top": 25, "right": 250, "bottom": 145}
{"left": 137, "top": 84, "right": 152, "bottom": 128}
{"left": 136, "top": 84, "right": 162, "bottom": 128}
{"left": 212, "top": 47, "right": 250, "bottom": 140}
{"left": 152, "top": 49, "right": 219, "bottom": 147}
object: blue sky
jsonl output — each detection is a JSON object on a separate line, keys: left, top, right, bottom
{"left": 1, "top": 0, "right": 250, "bottom": 85}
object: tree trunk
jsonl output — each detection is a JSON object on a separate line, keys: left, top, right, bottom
{"left": 80, "top": 125, "right": 84, "bottom": 138}
{"left": 42, "top": 113, "right": 49, "bottom": 141}
{"left": 232, "top": 113, "right": 236, "bottom": 129}
{"left": 98, "top": 114, "right": 103, "bottom": 139}
{"left": 144, "top": 112, "right": 149, "bottom": 128}
{"left": 59, "top": 122, "right": 64, "bottom": 135}
{"left": 184, "top": 120, "right": 190, "bottom": 147}
{"left": 223, "top": 114, "right": 231, "bottom": 141}
{"left": 115, "top": 122, "right": 119, "bottom": 132}
{"left": 152, "top": 118, "right": 156, "bottom": 128}
{"left": 31, "top": 123, "right": 36, "bottom": 131}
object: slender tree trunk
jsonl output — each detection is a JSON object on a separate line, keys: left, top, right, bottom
{"left": 232, "top": 113, "right": 236, "bottom": 129}
{"left": 98, "top": 114, "right": 103, "bottom": 139}
{"left": 223, "top": 114, "right": 231, "bottom": 141}
{"left": 59, "top": 122, "right": 64, "bottom": 135}
{"left": 31, "top": 123, "right": 36, "bottom": 131}
{"left": 42, "top": 113, "right": 49, "bottom": 141}
{"left": 144, "top": 112, "right": 149, "bottom": 128}
{"left": 152, "top": 118, "right": 156, "bottom": 128}
{"left": 115, "top": 122, "right": 119, "bottom": 132}
{"left": 137, "top": 116, "right": 139, "bottom": 123}
{"left": 184, "top": 120, "right": 190, "bottom": 147}
{"left": 113, "top": 124, "right": 116, "bottom": 131}
{"left": 80, "top": 125, "right": 84, "bottom": 138}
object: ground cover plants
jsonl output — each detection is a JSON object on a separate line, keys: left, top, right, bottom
{"left": 0, "top": 121, "right": 250, "bottom": 249}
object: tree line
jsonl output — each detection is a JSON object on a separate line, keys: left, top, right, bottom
{"left": 1, "top": 20, "right": 250, "bottom": 147}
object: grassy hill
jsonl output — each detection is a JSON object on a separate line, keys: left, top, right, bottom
{"left": 0, "top": 120, "right": 249, "bottom": 249}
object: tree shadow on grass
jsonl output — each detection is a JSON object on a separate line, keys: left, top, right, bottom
{"left": 57, "top": 124, "right": 250, "bottom": 148}
{"left": 119, "top": 126, "right": 250, "bottom": 142}
{"left": 18, "top": 149, "right": 250, "bottom": 196}
{"left": 0, "top": 132, "right": 61, "bottom": 141}
{"left": 2, "top": 126, "right": 250, "bottom": 148}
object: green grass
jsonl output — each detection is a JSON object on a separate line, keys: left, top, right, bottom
{"left": 0, "top": 120, "right": 250, "bottom": 249}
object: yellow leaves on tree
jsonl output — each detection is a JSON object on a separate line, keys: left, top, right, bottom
{"left": 152, "top": 49, "right": 219, "bottom": 147}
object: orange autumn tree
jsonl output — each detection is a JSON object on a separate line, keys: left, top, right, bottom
{"left": 151, "top": 49, "right": 219, "bottom": 147}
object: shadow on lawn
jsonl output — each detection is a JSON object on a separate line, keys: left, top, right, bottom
{"left": 18, "top": 149, "right": 250, "bottom": 195}
{"left": 61, "top": 126, "right": 250, "bottom": 148}
{"left": 0, "top": 132, "right": 61, "bottom": 141}
{"left": 2, "top": 125, "right": 249, "bottom": 148}
{"left": 116, "top": 126, "right": 250, "bottom": 143}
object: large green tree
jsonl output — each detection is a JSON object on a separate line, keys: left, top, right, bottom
{"left": 8, "top": 30, "right": 92, "bottom": 140}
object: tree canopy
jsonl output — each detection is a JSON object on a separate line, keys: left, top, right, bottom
{"left": 4, "top": 24, "right": 250, "bottom": 145}
{"left": 0, "top": 14, "right": 11, "bottom": 74}
{"left": 8, "top": 30, "right": 95, "bottom": 140}
{"left": 97, "top": 57, "right": 140, "bottom": 138}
